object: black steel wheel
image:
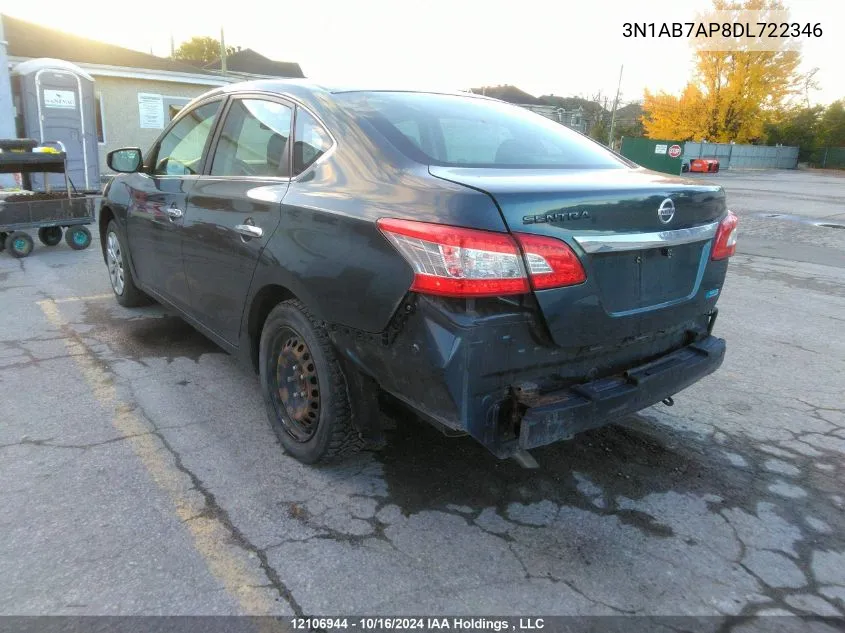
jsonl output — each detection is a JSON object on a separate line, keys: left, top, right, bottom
{"left": 38, "top": 226, "right": 63, "bottom": 246}
{"left": 5, "top": 231, "right": 34, "bottom": 258}
{"left": 65, "top": 226, "right": 92, "bottom": 250}
{"left": 273, "top": 327, "right": 322, "bottom": 442}
{"left": 259, "top": 299, "right": 363, "bottom": 463}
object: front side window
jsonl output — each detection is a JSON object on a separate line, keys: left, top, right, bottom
{"left": 293, "top": 109, "right": 332, "bottom": 176}
{"left": 153, "top": 101, "right": 221, "bottom": 176}
{"left": 337, "top": 91, "right": 628, "bottom": 169}
{"left": 211, "top": 99, "right": 293, "bottom": 177}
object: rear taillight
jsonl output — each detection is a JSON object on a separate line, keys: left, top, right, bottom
{"left": 377, "top": 218, "right": 586, "bottom": 298}
{"left": 711, "top": 211, "right": 738, "bottom": 260}
{"left": 514, "top": 233, "right": 587, "bottom": 289}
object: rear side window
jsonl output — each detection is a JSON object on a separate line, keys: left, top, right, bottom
{"left": 211, "top": 99, "right": 293, "bottom": 177}
{"left": 337, "top": 91, "right": 626, "bottom": 169}
{"left": 293, "top": 109, "right": 332, "bottom": 175}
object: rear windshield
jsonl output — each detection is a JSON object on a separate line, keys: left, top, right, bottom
{"left": 336, "top": 91, "right": 627, "bottom": 169}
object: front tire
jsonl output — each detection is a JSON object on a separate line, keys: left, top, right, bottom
{"left": 259, "top": 299, "right": 363, "bottom": 464}
{"left": 106, "top": 221, "right": 151, "bottom": 307}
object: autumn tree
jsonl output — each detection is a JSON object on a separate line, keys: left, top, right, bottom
{"left": 173, "top": 36, "right": 239, "bottom": 64}
{"left": 642, "top": 0, "right": 802, "bottom": 142}
{"left": 642, "top": 84, "right": 708, "bottom": 140}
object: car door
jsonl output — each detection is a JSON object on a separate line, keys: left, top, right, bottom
{"left": 180, "top": 95, "right": 294, "bottom": 345}
{"left": 125, "top": 99, "right": 223, "bottom": 312}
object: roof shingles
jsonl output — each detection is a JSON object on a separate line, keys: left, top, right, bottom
{"left": 204, "top": 49, "right": 304, "bottom": 78}
{"left": 2, "top": 14, "right": 304, "bottom": 78}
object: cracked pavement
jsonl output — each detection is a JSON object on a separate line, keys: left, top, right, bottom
{"left": 0, "top": 170, "right": 843, "bottom": 619}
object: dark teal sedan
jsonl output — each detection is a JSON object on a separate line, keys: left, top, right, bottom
{"left": 99, "top": 81, "right": 737, "bottom": 465}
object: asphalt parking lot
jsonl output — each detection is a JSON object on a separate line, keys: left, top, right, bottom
{"left": 1, "top": 169, "right": 844, "bottom": 619}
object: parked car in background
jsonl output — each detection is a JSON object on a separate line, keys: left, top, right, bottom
{"left": 683, "top": 158, "right": 721, "bottom": 173}
{"left": 100, "top": 80, "right": 737, "bottom": 465}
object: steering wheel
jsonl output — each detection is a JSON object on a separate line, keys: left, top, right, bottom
{"left": 156, "top": 157, "right": 195, "bottom": 176}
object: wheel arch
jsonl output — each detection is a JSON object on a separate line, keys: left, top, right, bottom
{"left": 246, "top": 284, "right": 297, "bottom": 373}
{"left": 98, "top": 205, "right": 115, "bottom": 263}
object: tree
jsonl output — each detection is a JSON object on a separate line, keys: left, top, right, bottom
{"left": 589, "top": 117, "right": 609, "bottom": 144}
{"left": 801, "top": 68, "right": 821, "bottom": 108}
{"left": 763, "top": 106, "right": 824, "bottom": 161}
{"left": 763, "top": 100, "right": 844, "bottom": 164}
{"left": 173, "top": 36, "right": 238, "bottom": 64}
{"left": 818, "top": 100, "right": 845, "bottom": 148}
{"left": 642, "top": 84, "right": 708, "bottom": 140}
{"left": 615, "top": 119, "right": 645, "bottom": 141}
{"left": 642, "top": 0, "right": 802, "bottom": 142}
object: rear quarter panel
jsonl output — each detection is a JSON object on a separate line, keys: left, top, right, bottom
{"left": 248, "top": 97, "right": 508, "bottom": 333}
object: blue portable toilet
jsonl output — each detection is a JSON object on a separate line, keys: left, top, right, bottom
{"left": 12, "top": 58, "right": 101, "bottom": 191}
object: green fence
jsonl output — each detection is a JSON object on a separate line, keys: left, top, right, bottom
{"left": 620, "top": 137, "right": 684, "bottom": 175}
{"left": 818, "top": 147, "right": 845, "bottom": 169}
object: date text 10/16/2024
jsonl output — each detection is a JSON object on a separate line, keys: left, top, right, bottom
{"left": 291, "top": 618, "right": 547, "bottom": 631}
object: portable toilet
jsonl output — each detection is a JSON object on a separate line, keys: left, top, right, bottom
{"left": 11, "top": 58, "right": 100, "bottom": 191}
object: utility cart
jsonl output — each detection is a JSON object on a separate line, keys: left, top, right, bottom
{"left": 0, "top": 138, "right": 95, "bottom": 258}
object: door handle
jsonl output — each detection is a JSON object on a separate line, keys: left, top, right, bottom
{"left": 234, "top": 224, "right": 264, "bottom": 239}
{"left": 165, "top": 206, "right": 184, "bottom": 220}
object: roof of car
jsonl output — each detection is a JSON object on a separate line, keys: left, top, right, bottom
{"left": 214, "top": 79, "right": 496, "bottom": 103}
{"left": 182, "top": 80, "right": 503, "bottom": 124}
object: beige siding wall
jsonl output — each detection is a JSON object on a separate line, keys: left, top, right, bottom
{"left": 95, "top": 76, "right": 217, "bottom": 176}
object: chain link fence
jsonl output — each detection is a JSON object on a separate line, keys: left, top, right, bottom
{"left": 815, "top": 147, "right": 845, "bottom": 169}
{"left": 682, "top": 142, "right": 799, "bottom": 169}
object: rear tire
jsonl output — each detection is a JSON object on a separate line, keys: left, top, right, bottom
{"left": 106, "top": 221, "right": 151, "bottom": 307}
{"left": 259, "top": 299, "right": 363, "bottom": 464}
{"left": 38, "top": 226, "right": 63, "bottom": 246}
{"left": 5, "top": 231, "right": 34, "bottom": 258}
{"left": 0, "top": 232, "right": 7, "bottom": 252}
{"left": 65, "top": 226, "right": 92, "bottom": 250}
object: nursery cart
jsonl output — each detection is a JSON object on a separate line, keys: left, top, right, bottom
{"left": 0, "top": 138, "right": 96, "bottom": 258}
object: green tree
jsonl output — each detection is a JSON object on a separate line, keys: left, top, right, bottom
{"left": 173, "top": 36, "right": 238, "bottom": 64}
{"left": 818, "top": 100, "right": 845, "bottom": 148}
{"left": 589, "top": 118, "right": 609, "bottom": 144}
{"left": 764, "top": 106, "right": 823, "bottom": 161}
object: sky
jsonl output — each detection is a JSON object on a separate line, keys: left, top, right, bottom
{"left": 4, "top": 0, "right": 843, "bottom": 106}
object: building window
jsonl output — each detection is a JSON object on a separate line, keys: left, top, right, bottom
{"left": 95, "top": 94, "right": 106, "bottom": 144}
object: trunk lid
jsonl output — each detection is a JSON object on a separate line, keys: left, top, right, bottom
{"left": 430, "top": 166, "right": 728, "bottom": 349}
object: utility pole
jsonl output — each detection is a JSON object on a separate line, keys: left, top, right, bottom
{"left": 220, "top": 27, "right": 227, "bottom": 74}
{"left": 608, "top": 64, "right": 623, "bottom": 148}
{"left": 170, "top": 33, "right": 175, "bottom": 57}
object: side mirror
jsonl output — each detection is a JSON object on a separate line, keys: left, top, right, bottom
{"left": 107, "top": 148, "right": 143, "bottom": 173}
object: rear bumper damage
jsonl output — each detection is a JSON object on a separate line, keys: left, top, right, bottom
{"left": 331, "top": 295, "right": 725, "bottom": 458}
{"left": 509, "top": 335, "right": 725, "bottom": 452}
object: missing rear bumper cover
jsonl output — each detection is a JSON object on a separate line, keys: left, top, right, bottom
{"left": 497, "top": 335, "right": 726, "bottom": 456}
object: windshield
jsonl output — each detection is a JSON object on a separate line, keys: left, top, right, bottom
{"left": 337, "top": 91, "right": 628, "bottom": 169}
